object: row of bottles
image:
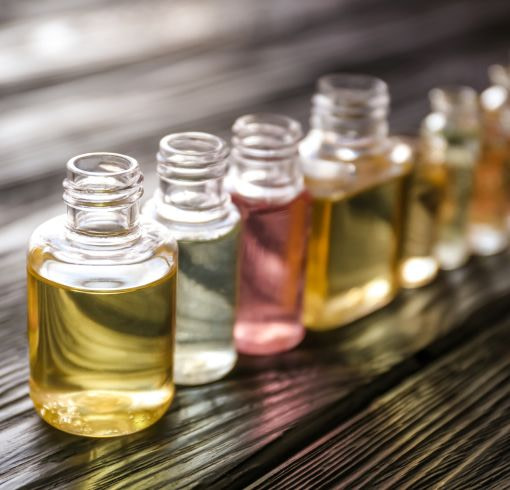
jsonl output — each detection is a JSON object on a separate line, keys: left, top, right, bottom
{"left": 27, "top": 66, "right": 510, "bottom": 437}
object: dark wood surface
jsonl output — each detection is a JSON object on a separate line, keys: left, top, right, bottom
{"left": 2, "top": 1, "right": 510, "bottom": 488}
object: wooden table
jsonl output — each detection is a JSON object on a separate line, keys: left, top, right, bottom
{"left": 2, "top": 1, "right": 510, "bottom": 487}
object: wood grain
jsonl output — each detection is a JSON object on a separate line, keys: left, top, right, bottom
{"left": 249, "top": 317, "right": 510, "bottom": 490}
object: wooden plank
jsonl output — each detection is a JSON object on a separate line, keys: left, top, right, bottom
{"left": 248, "top": 317, "right": 510, "bottom": 489}
{"left": 2, "top": 250, "right": 510, "bottom": 488}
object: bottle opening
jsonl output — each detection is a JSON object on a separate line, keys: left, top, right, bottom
{"left": 233, "top": 113, "right": 302, "bottom": 150}
{"left": 429, "top": 86, "right": 478, "bottom": 114}
{"left": 318, "top": 74, "right": 389, "bottom": 108}
{"left": 159, "top": 132, "right": 229, "bottom": 165}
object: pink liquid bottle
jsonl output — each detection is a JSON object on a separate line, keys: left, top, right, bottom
{"left": 230, "top": 113, "right": 309, "bottom": 355}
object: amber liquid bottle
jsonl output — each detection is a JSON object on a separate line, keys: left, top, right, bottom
{"left": 399, "top": 137, "right": 444, "bottom": 288}
{"left": 473, "top": 64, "right": 510, "bottom": 255}
{"left": 27, "top": 153, "right": 177, "bottom": 437}
{"left": 300, "top": 74, "right": 412, "bottom": 330}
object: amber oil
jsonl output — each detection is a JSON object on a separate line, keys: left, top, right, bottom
{"left": 27, "top": 153, "right": 177, "bottom": 437}
{"left": 300, "top": 75, "right": 412, "bottom": 330}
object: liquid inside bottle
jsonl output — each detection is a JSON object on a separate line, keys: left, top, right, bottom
{"left": 300, "top": 74, "right": 412, "bottom": 330}
{"left": 472, "top": 64, "right": 510, "bottom": 256}
{"left": 423, "top": 87, "right": 480, "bottom": 270}
{"left": 399, "top": 138, "right": 444, "bottom": 289}
{"left": 27, "top": 153, "right": 177, "bottom": 437}
{"left": 230, "top": 114, "right": 308, "bottom": 355}
{"left": 145, "top": 132, "right": 240, "bottom": 384}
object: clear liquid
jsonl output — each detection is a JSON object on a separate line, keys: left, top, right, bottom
{"left": 174, "top": 226, "right": 239, "bottom": 385}
{"left": 434, "top": 133, "right": 478, "bottom": 270}
{"left": 27, "top": 262, "right": 176, "bottom": 437}
{"left": 304, "top": 174, "right": 407, "bottom": 329}
{"left": 399, "top": 158, "right": 444, "bottom": 288}
{"left": 232, "top": 192, "right": 308, "bottom": 355}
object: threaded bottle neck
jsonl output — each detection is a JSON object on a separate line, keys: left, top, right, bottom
{"left": 155, "top": 132, "right": 231, "bottom": 223}
{"left": 310, "top": 74, "right": 389, "bottom": 147}
{"left": 489, "top": 64, "right": 510, "bottom": 90}
{"left": 63, "top": 152, "right": 143, "bottom": 236}
{"left": 230, "top": 113, "right": 303, "bottom": 200}
{"left": 426, "top": 86, "right": 480, "bottom": 136}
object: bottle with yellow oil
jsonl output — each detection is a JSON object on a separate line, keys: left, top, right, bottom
{"left": 27, "top": 153, "right": 177, "bottom": 437}
{"left": 300, "top": 74, "right": 413, "bottom": 330}
{"left": 473, "top": 64, "right": 510, "bottom": 255}
{"left": 399, "top": 136, "right": 445, "bottom": 288}
{"left": 421, "top": 87, "right": 480, "bottom": 270}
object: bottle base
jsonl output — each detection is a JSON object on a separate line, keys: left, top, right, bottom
{"left": 30, "top": 381, "right": 174, "bottom": 437}
{"left": 234, "top": 321, "right": 305, "bottom": 356}
{"left": 305, "top": 277, "right": 397, "bottom": 330}
{"left": 399, "top": 256, "right": 439, "bottom": 289}
{"left": 174, "top": 347, "right": 237, "bottom": 385}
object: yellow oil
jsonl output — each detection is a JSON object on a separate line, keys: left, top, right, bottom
{"left": 399, "top": 155, "right": 445, "bottom": 288}
{"left": 27, "top": 266, "right": 176, "bottom": 437}
{"left": 304, "top": 169, "right": 408, "bottom": 330}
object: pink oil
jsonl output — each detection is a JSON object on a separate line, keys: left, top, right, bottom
{"left": 232, "top": 191, "right": 309, "bottom": 355}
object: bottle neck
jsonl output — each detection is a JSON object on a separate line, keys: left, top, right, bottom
{"left": 63, "top": 153, "right": 143, "bottom": 243}
{"left": 427, "top": 86, "right": 480, "bottom": 133}
{"left": 230, "top": 113, "right": 303, "bottom": 201}
{"left": 154, "top": 132, "right": 231, "bottom": 224}
{"left": 309, "top": 74, "right": 390, "bottom": 152}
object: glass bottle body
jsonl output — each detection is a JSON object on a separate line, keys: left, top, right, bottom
{"left": 230, "top": 113, "right": 308, "bottom": 355}
{"left": 399, "top": 139, "right": 444, "bottom": 289}
{"left": 423, "top": 88, "right": 480, "bottom": 270}
{"left": 232, "top": 191, "right": 309, "bottom": 355}
{"left": 146, "top": 132, "right": 240, "bottom": 384}
{"left": 472, "top": 73, "right": 510, "bottom": 255}
{"left": 27, "top": 154, "right": 177, "bottom": 437}
{"left": 147, "top": 203, "right": 240, "bottom": 385}
{"left": 301, "top": 138, "right": 411, "bottom": 329}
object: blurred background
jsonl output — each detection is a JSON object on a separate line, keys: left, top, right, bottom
{"left": 1, "top": 0, "right": 510, "bottom": 250}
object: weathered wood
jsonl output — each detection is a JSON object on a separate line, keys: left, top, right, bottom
{"left": 249, "top": 316, "right": 510, "bottom": 490}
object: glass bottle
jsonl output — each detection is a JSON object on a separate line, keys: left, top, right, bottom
{"left": 229, "top": 113, "right": 309, "bottom": 355}
{"left": 473, "top": 64, "right": 510, "bottom": 255}
{"left": 422, "top": 87, "right": 480, "bottom": 270}
{"left": 399, "top": 136, "right": 444, "bottom": 288}
{"left": 27, "top": 153, "right": 177, "bottom": 437}
{"left": 300, "top": 74, "right": 412, "bottom": 330}
{"left": 144, "top": 132, "right": 240, "bottom": 385}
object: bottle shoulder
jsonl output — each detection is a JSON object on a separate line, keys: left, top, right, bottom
{"left": 144, "top": 198, "right": 241, "bottom": 242}
{"left": 299, "top": 133, "right": 413, "bottom": 198}
{"left": 28, "top": 215, "right": 177, "bottom": 290}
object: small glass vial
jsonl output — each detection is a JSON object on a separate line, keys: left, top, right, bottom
{"left": 473, "top": 64, "right": 510, "bottom": 255}
{"left": 27, "top": 153, "right": 177, "bottom": 437}
{"left": 145, "top": 133, "right": 240, "bottom": 384}
{"left": 300, "top": 74, "right": 412, "bottom": 330}
{"left": 230, "top": 113, "right": 309, "bottom": 355}
{"left": 422, "top": 87, "right": 480, "bottom": 270}
{"left": 399, "top": 136, "right": 444, "bottom": 288}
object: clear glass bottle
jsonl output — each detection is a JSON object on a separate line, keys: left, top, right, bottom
{"left": 422, "top": 87, "right": 480, "bottom": 270}
{"left": 300, "top": 74, "right": 412, "bottom": 330}
{"left": 473, "top": 64, "right": 510, "bottom": 255}
{"left": 144, "top": 132, "right": 240, "bottom": 384}
{"left": 27, "top": 153, "right": 177, "bottom": 438}
{"left": 399, "top": 136, "right": 444, "bottom": 288}
{"left": 229, "top": 113, "right": 309, "bottom": 355}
